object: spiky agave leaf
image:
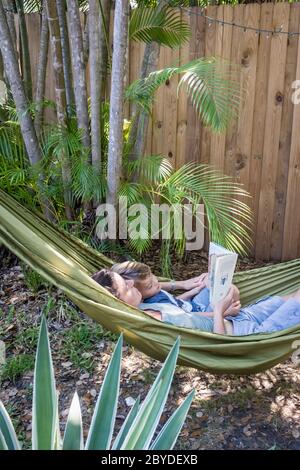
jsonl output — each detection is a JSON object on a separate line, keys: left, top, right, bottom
{"left": 120, "top": 338, "right": 181, "bottom": 450}
{"left": 32, "top": 315, "right": 58, "bottom": 450}
{"left": 0, "top": 401, "right": 21, "bottom": 450}
{"left": 85, "top": 335, "right": 123, "bottom": 450}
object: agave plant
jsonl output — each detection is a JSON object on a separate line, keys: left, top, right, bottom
{"left": 0, "top": 316, "right": 194, "bottom": 450}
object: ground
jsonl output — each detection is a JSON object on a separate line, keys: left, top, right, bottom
{"left": 0, "top": 250, "right": 300, "bottom": 450}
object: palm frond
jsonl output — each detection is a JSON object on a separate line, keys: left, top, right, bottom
{"left": 23, "top": 0, "right": 42, "bottom": 14}
{"left": 129, "top": 6, "right": 190, "bottom": 47}
{"left": 126, "top": 154, "right": 173, "bottom": 183}
{"left": 126, "top": 57, "right": 242, "bottom": 133}
{"left": 178, "top": 58, "right": 241, "bottom": 132}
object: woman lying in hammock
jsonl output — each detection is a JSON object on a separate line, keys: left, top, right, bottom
{"left": 92, "top": 266, "right": 300, "bottom": 336}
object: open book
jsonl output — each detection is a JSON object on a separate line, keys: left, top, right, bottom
{"left": 208, "top": 242, "right": 238, "bottom": 307}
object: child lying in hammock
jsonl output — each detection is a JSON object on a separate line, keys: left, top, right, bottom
{"left": 91, "top": 268, "right": 300, "bottom": 336}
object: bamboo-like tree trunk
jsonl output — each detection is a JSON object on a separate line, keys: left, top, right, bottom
{"left": 67, "top": 0, "right": 91, "bottom": 156}
{"left": 99, "top": 0, "right": 111, "bottom": 102}
{"left": 34, "top": 1, "right": 49, "bottom": 137}
{"left": 46, "top": 0, "right": 73, "bottom": 221}
{"left": 107, "top": 0, "right": 129, "bottom": 207}
{"left": 0, "top": 2, "right": 41, "bottom": 165}
{"left": 127, "top": 42, "right": 160, "bottom": 163}
{"left": 16, "top": 0, "right": 32, "bottom": 101}
{"left": 89, "top": 0, "right": 101, "bottom": 175}
{"left": 0, "top": 0, "right": 54, "bottom": 221}
{"left": 83, "top": 13, "right": 89, "bottom": 66}
{"left": 0, "top": 51, "right": 3, "bottom": 81}
{"left": 2, "top": 0, "right": 18, "bottom": 61}
{"left": 56, "top": 0, "right": 74, "bottom": 115}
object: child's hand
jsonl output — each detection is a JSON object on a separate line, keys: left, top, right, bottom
{"left": 180, "top": 273, "right": 208, "bottom": 291}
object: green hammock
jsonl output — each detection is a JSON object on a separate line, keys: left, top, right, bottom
{"left": 1, "top": 190, "right": 300, "bottom": 375}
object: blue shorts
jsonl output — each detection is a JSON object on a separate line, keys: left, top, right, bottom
{"left": 189, "top": 287, "right": 213, "bottom": 313}
{"left": 229, "top": 296, "right": 300, "bottom": 336}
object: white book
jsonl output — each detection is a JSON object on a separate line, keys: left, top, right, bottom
{"left": 208, "top": 242, "right": 238, "bottom": 307}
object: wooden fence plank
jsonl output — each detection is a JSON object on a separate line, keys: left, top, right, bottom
{"left": 282, "top": 10, "right": 300, "bottom": 260}
{"left": 249, "top": 3, "right": 273, "bottom": 256}
{"left": 176, "top": 8, "right": 190, "bottom": 168}
{"left": 200, "top": 5, "right": 218, "bottom": 166}
{"left": 224, "top": 5, "right": 245, "bottom": 179}
{"left": 162, "top": 43, "right": 179, "bottom": 164}
{"left": 255, "top": 3, "right": 289, "bottom": 260}
{"left": 271, "top": 3, "right": 300, "bottom": 260}
{"left": 185, "top": 7, "right": 206, "bottom": 164}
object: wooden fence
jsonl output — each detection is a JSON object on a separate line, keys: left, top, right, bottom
{"left": 11, "top": 5, "right": 300, "bottom": 260}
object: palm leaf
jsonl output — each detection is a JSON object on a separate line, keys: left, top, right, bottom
{"left": 129, "top": 7, "right": 190, "bottom": 47}
{"left": 126, "top": 57, "right": 242, "bottom": 133}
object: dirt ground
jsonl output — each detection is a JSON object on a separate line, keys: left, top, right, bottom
{"left": 0, "top": 250, "right": 300, "bottom": 450}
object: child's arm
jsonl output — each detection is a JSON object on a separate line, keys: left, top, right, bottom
{"left": 177, "top": 286, "right": 202, "bottom": 301}
{"left": 160, "top": 273, "right": 208, "bottom": 292}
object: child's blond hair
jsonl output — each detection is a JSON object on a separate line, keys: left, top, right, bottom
{"left": 111, "top": 261, "right": 151, "bottom": 282}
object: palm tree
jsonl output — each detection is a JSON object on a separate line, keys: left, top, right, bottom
{"left": 89, "top": 0, "right": 101, "bottom": 175}
{"left": 56, "top": 0, "right": 75, "bottom": 115}
{"left": 0, "top": 0, "right": 55, "bottom": 221}
{"left": 46, "top": 0, "right": 73, "bottom": 220}
{"left": 67, "top": 0, "right": 91, "bottom": 158}
{"left": 107, "top": 0, "right": 130, "bottom": 208}
{"left": 34, "top": 0, "right": 49, "bottom": 136}
{"left": 16, "top": 0, "right": 33, "bottom": 101}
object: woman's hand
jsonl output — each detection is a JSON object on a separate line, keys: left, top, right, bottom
{"left": 215, "top": 285, "right": 236, "bottom": 314}
{"left": 223, "top": 300, "right": 241, "bottom": 317}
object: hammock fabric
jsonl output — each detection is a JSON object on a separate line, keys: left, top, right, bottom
{"left": 1, "top": 190, "right": 300, "bottom": 375}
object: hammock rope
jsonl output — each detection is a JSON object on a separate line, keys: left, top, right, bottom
{"left": 1, "top": 189, "right": 300, "bottom": 374}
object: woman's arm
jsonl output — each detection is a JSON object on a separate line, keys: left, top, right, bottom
{"left": 213, "top": 307, "right": 227, "bottom": 334}
{"left": 143, "top": 309, "right": 162, "bottom": 321}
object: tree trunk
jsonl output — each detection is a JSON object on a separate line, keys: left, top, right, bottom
{"left": 83, "top": 13, "right": 89, "bottom": 67}
{"left": 67, "top": 0, "right": 91, "bottom": 157}
{"left": 0, "top": 0, "right": 54, "bottom": 221}
{"left": 89, "top": 0, "right": 101, "bottom": 176}
{"left": 2, "top": 0, "right": 18, "bottom": 61}
{"left": 34, "top": 1, "right": 49, "bottom": 137}
{"left": 107, "top": 0, "right": 129, "bottom": 208}
{"left": 99, "top": 0, "right": 111, "bottom": 102}
{"left": 0, "top": 50, "right": 3, "bottom": 81}
{"left": 56, "top": 0, "right": 74, "bottom": 116}
{"left": 127, "top": 42, "right": 160, "bottom": 164}
{"left": 46, "top": 0, "right": 73, "bottom": 221}
{"left": 16, "top": 0, "right": 32, "bottom": 101}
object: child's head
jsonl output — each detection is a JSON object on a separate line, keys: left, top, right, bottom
{"left": 111, "top": 261, "right": 161, "bottom": 299}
